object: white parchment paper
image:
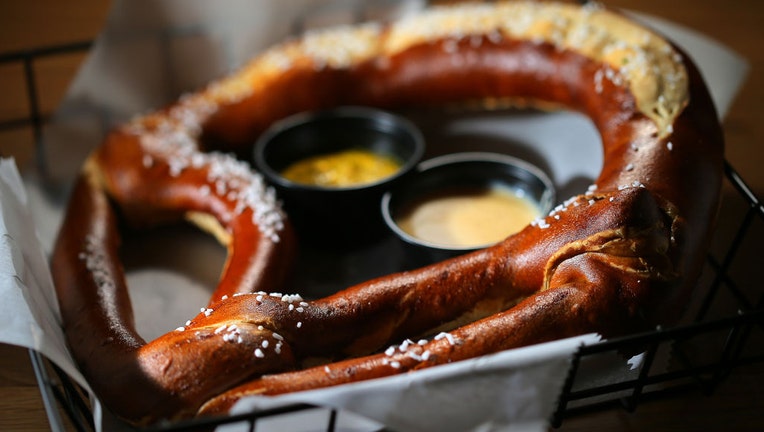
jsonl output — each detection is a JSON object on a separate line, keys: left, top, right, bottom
{"left": 1, "top": 1, "right": 749, "bottom": 431}
{"left": 0, "top": 159, "right": 91, "bottom": 391}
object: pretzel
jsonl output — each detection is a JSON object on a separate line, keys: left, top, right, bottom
{"left": 50, "top": 1, "right": 724, "bottom": 425}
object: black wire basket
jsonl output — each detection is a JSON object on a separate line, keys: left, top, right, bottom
{"left": 5, "top": 36, "right": 763, "bottom": 432}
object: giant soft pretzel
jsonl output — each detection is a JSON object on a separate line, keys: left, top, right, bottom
{"left": 51, "top": 0, "right": 724, "bottom": 425}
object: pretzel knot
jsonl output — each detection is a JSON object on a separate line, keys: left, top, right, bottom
{"left": 51, "top": 1, "right": 723, "bottom": 425}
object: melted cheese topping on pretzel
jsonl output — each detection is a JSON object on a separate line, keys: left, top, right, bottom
{"left": 212, "top": 0, "right": 688, "bottom": 136}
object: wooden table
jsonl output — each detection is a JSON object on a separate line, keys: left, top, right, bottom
{"left": 1, "top": 1, "right": 762, "bottom": 430}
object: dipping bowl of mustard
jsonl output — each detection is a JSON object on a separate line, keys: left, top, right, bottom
{"left": 254, "top": 106, "right": 425, "bottom": 246}
{"left": 382, "top": 152, "right": 555, "bottom": 267}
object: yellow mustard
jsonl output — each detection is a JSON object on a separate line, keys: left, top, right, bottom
{"left": 281, "top": 149, "right": 401, "bottom": 187}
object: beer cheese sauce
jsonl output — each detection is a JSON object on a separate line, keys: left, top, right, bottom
{"left": 281, "top": 149, "right": 401, "bottom": 188}
{"left": 396, "top": 186, "right": 541, "bottom": 248}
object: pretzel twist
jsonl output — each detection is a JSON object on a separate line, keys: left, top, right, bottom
{"left": 51, "top": 1, "right": 724, "bottom": 425}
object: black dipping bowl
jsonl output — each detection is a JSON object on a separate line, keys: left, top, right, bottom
{"left": 254, "top": 106, "right": 425, "bottom": 247}
{"left": 382, "top": 152, "right": 556, "bottom": 267}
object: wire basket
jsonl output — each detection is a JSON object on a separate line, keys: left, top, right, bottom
{"left": 5, "top": 35, "right": 763, "bottom": 431}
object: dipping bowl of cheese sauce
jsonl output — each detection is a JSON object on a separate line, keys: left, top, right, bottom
{"left": 382, "top": 152, "right": 555, "bottom": 266}
{"left": 254, "top": 106, "right": 425, "bottom": 246}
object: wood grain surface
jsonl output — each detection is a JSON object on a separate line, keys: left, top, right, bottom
{"left": 1, "top": 1, "right": 762, "bottom": 430}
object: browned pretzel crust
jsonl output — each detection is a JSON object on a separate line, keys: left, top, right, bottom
{"left": 50, "top": 1, "right": 723, "bottom": 425}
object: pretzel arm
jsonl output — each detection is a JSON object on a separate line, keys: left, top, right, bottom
{"left": 199, "top": 185, "right": 677, "bottom": 414}
{"left": 51, "top": 138, "right": 298, "bottom": 422}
